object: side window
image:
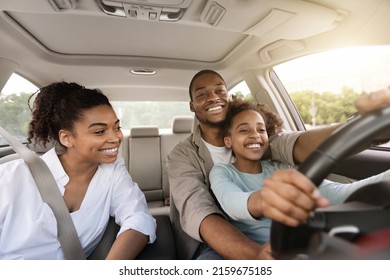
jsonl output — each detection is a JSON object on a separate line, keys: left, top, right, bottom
{"left": 272, "top": 45, "right": 390, "bottom": 148}
{"left": 0, "top": 73, "right": 38, "bottom": 146}
{"left": 229, "top": 80, "right": 254, "bottom": 101}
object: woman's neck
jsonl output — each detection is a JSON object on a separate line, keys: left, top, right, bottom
{"left": 59, "top": 152, "right": 98, "bottom": 182}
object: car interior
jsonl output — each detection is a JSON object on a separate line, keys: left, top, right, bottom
{"left": 0, "top": 0, "right": 389, "bottom": 260}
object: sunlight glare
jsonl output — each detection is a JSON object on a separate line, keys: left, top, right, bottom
{"left": 274, "top": 46, "right": 390, "bottom": 93}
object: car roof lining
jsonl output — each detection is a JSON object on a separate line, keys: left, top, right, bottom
{"left": 0, "top": 0, "right": 388, "bottom": 101}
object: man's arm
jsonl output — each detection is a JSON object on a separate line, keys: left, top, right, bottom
{"left": 292, "top": 124, "right": 341, "bottom": 164}
{"left": 199, "top": 214, "right": 273, "bottom": 260}
{"left": 167, "top": 142, "right": 221, "bottom": 242}
{"left": 292, "top": 88, "right": 390, "bottom": 164}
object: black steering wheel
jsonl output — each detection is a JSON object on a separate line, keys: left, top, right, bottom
{"left": 270, "top": 105, "right": 390, "bottom": 259}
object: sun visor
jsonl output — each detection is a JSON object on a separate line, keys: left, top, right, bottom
{"left": 0, "top": 58, "right": 18, "bottom": 93}
{"left": 201, "top": 0, "right": 347, "bottom": 40}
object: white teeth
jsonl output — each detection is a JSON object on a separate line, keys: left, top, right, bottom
{"left": 101, "top": 147, "right": 118, "bottom": 155}
{"left": 246, "top": 144, "right": 261, "bottom": 149}
{"left": 207, "top": 106, "right": 222, "bottom": 111}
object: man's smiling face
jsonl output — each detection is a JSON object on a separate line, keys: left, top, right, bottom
{"left": 189, "top": 73, "right": 229, "bottom": 127}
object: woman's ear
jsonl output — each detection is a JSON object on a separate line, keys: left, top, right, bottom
{"left": 224, "top": 136, "right": 232, "bottom": 149}
{"left": 58, "top": 130, "right": 73, "bottom": 148}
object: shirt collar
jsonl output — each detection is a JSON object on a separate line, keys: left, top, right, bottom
{"left": 41, "top": 148, "right": 69, "bottom": 188}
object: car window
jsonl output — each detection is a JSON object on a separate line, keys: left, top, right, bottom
{"left": 0, "top": 73, "right": 38, "bottom": 146}
{"left": 111, "top": 81, "right": 253, "bottom": 132}
{"left": 272, "top": 45, "right": 390, "bottom": 148}
{"left": 111, "top": 101, "right": 194, "bottom": 132}
{"left": 0, "top": 77, "right": 252, "bottom": 141}
{"left": 230, "top": 81, "right": 253, "bottom": 101}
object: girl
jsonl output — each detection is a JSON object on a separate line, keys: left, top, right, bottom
{"left": 0, "top": 82, "right": 156, "bottom": 259}
{"left": 209, "top": 97, "right": 390, "bottom": 245}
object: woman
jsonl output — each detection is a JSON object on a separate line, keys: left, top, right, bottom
{"left": 0, "top": 82, "right": 156, "bottom": 259}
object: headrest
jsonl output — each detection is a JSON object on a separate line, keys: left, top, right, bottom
{"left": 172, "top": 116, "right": 193, "bottom": 133}
{"left": 130, "top": 126, "right": 159, "bottom": 137}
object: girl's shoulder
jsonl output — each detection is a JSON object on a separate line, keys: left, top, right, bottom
{"left": 210, "top": 163, "right": 236, "bottom": 178}
{"left": 261, "top": 160, "right": 293, "bottom": 171}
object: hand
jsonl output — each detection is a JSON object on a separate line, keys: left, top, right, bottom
{"left": 355, "top": 88, "right": 390, "bottom": 141}
{"left": 355, "top": 87, "right": 390, "bottom": 114}
{"left": 260, "top": 169, "right": 329, "bottom": 227}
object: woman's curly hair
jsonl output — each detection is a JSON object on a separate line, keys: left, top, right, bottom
{"left": 222, "top": 96, "right": 284, "bottom": 138}
{"left": 27, "top": 81, "right": 111, "bottom": 148}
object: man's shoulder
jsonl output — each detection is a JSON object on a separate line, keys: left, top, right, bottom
{"left": 167, "top": 133, "right": 198, "bottom": 161}
{"left": 170, "top": 133, "right": 195, "bottom": 153}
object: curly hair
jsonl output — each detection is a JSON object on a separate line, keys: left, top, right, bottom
{"left": 27, "top": 81, "right": 111, "bottom": 148}
{"left": 222, "top": 97, "right": 283, "bottom": 138}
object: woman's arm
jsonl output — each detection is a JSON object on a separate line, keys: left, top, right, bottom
{"left": 106, "top": 229, "right": 148, "bottom": 259}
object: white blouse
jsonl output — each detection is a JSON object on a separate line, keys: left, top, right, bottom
{"left": 0, "top": 148, "right": 156, "bottom": 259}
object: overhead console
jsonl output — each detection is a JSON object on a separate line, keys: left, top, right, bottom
{"left": 96, "top": 0, "right": 193, "bottom": 21}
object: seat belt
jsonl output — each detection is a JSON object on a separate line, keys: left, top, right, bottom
{"left": 0, "top": 126, "right": 86, "bottom": 260}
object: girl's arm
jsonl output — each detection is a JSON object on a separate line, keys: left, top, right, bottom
{"left": 210, "top": 165, "right": 255, "bottom": 221}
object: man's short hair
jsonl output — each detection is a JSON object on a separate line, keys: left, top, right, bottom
{"left": 188, "top": 69, "right": 226, "bottom": 100}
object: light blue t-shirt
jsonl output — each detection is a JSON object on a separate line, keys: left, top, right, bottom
{"left": 210, "top": 161, "right": 390, "bottom": 245}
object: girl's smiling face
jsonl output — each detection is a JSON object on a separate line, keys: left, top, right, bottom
{"left": 224, "top": 109, "right": 269, "bottom": 164}
{"left": 59, "top": 104, "right": 123, "bottom": 165}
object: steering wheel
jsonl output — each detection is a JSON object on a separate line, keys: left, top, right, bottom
{"left": 270, "top": 105, "right": 390, "bottom": 259}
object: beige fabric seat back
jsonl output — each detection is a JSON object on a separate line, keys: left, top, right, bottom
{"left": 129, "top": 126, "right": 164, "bottom": 209}
{"left": 160, "top": 116, "right": 193, "bottom": 200}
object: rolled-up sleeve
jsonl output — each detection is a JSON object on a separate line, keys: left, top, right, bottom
{"left": 319, "top": 169, "right": 390, "bottom": 205}
{"left": 110, "top": 163, "right": 157, "bottom": 243}
{"left": 269, "top": 130, "right": 302, "bottom": 166}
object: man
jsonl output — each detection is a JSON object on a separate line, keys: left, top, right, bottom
{"left": 166, "top": 69, "right": 389, "bottom": 259}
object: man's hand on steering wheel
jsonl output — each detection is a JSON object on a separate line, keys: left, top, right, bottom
{"left": 355, "top": 87, "right": 390, "bottom": 142}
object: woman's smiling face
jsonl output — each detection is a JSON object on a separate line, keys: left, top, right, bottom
{"left": 59, "top": 104, "right": 123, "bottom": 165}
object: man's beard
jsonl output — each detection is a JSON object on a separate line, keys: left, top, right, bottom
{"left": 196, "top": 115, "right": 226, "bottom": 128}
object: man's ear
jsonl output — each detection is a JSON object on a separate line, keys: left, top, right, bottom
{"left": 58, "top": 129, "right": 73, "bottom": 148}
{"left": 189, "top": 101, "right": 195, "bottom": 112}
{"left": 224, "top": 136, "right": 232, "bottom": 148}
